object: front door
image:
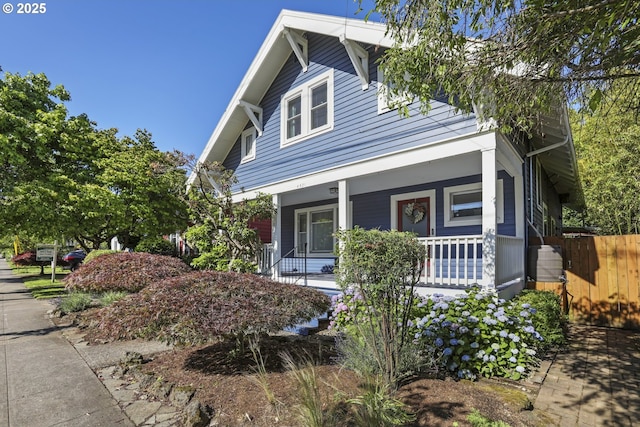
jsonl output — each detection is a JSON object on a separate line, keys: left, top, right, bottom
{"left": 397, "top": 197, "right": 430, "bottom": 237}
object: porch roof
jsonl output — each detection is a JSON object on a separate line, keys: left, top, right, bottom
{"left": 527, "top": 105, "right": 583, "bottom": 207}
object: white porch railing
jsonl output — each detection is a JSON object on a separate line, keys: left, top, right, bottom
{"left": 418, "top": 235, "right": 524, "bottom": 288}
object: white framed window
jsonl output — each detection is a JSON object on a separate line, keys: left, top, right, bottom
{"left": 377, "top": 66, "right": 412, "bottom": 114}
{"left": 444, "top": 181, "right": 504, "bottom": 227}
{"left": 240, "top": 127, "right": 256, "bottom": 163}
{"left": 294, "top": 204, "right": 337, "bottom": 255}
{"left": 281, "top": 70, "right": 334, "bottom": 147}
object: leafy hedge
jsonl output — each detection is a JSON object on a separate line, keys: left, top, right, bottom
{"left": 88, "top": 270, "right": 331, "bottom": 345}
{"left": 63, "top": 252, "right": 192, "bottom": 293}
{"left": 135, "top": 237, "right": 176, "bottom": 256}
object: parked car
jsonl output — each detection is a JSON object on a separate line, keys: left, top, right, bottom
{"left": 63, "top": 249, "right": 86, "bottom": 271}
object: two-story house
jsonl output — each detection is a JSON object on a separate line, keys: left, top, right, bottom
{"left": 190, "top": 10, "right": 581, "bottom": 298}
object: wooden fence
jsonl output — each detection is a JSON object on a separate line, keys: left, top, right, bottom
{"left": 527, "top": 235, "right": 640, "bottom": 330}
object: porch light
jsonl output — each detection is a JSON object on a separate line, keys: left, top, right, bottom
{"left": 329, "top": 187, "right": 339, "bottom": 194}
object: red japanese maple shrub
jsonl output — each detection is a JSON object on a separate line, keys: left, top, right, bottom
{"left": 88, "top": 270, "right": 331, "bottom": 345}
{"left": 64, "top": 252, "right": 192, "bottom": 293}
{"left": 11, "top": 251, "right": 38, "bottom": 266}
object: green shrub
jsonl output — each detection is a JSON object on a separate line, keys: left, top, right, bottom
{"left": 59, "top": 291, "right": 93, "bottom": 314}
{"left": 467, "top": 409, "right": 511, "bottom": 427}
{"left": 64, "top": 252, "right": 192, "bottom": 293}
{"left": 190, "top": 243, "right": 257, "bottom": 273}
{"left": 135, "top": 238, "right": 176, "bottom": 256}
{"left": 334, "top": 227, "right": 426, "bottom": 389}
{"left": 99, "top": 291, "right": 129, "bottom": 307}
{"left": 190, "top": 245, "right": 228, "bottom": 270}
{"left": 84, "top": 249, "right": 118, "bottom": 264}
{"left": 346, "top": 376, "right": 415, "bottom": 427}
{"left": 512, "top": 290, "right": 567, "bottom": 349}
{"left": 88, "top": 270, "right": 331, "bottom": 345}
{"left": 332, "top": 286, "right": 545, "bottom": 381}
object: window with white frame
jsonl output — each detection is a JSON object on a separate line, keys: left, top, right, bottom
{"left": 377, "top": 66, "right": 412, "bottom": 114}
{"left": 281, "top": 70, "right": 334, "bottom": 146}
{"left": 444, "top": 181, "right": 504, "bottom": 227}
{"left": 241, "top": 127, "right": 256, "bottom": 163}
{"left": 295, "top": 204, "right": 337, "bottom": 255}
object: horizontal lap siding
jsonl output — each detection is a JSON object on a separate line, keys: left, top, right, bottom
{"left": 225, "top": 33, "right": 478, "bottom": 191}
{"left": 352, "top": 172, "right": 515, "bottom": 237}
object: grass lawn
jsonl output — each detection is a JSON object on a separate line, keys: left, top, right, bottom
{"left": 10, "top": 265, "right": 69, "bottom": 299}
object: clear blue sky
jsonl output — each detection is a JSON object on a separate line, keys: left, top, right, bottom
{"left": 2, "top": 0, "right": 377, "bottom": 156}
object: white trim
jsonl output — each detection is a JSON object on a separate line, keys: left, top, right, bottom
{"left": 536, "top": 159, "right": 543, "bottom": 211}
{"left": 232, "top": 130, "right": 496, "bottom": 203}
{"left": 280, "top": 69, "right": 334, "bottom": 147}
{"left": 282, "top": 27, "right": 308, "bottom": 72}
{"left": 390, "top": 190, "right": 436, "bottom": 236}
{"left": 240, "top": 127, "right": 256, "bottom": 163}
{"left": 443, "top": 180, "right": 504, "bottom": 227}
{"left": 238, "top": 100, "right": 263, "bottom": 136}
{"left": 294, "top": 203, "right": 338, "bottom": 256}
{"left": 340, "top": 36, "right": 369, "bottom": 90}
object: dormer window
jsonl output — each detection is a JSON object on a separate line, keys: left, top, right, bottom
{"left": 241, "top": 127, "right": 256, "bottom": 163}
{"left": 281, "top": 70, "right": 334, "bottom": 147}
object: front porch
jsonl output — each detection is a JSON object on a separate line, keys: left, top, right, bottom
{"left": 260, "top": 233, "right": 525, "bottom": 297}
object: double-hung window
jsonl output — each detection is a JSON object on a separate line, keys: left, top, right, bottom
{"left": 241, "top": 127, "right": 256, "bottom": 163}
{"left": 281, "top": 70, "right": 334, "bottom": 146}
{"left": 295, "top": 204, "right": 337, "bottom": 255}
{"left": 444, "top": 181, "right": 504, "bottom": 227}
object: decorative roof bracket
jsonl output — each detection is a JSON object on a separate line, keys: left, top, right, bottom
{"left": 238, "top": 100, "right": 263, "bottom": 136}
{"left": 282, "top": 27, "right": 308, "bottom": 72}
{"left": 340, "top": 35, "right": 369, "bottom": 90}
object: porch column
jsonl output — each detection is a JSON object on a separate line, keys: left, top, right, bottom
{"left": 338, "top": 180, "right": 350, "bottom": 231}
{"left": 481, "top": 147, "right": 497, "bottom": 290}
{"left": 272, "top": 194, "right": 282, "bottom": 280}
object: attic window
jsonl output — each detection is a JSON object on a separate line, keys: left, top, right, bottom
{"left": 377, "top": 66, "right": 412, "bottom": 114}
{"left": 280, "top": 69, "right": 334, "bottom": 147}
{"left": 241, "top": 127, "right": 256, "bottom": 163}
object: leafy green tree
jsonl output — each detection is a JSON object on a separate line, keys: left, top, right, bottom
{"left": 0, "top": 72, "right": 190, "bottom": 249}
{"left": 571, "top": 82, "right": 640, "bottom": 234}
{"left": 363, "top": 0, "right": 640, "bottom": 132}
{"left": 186, "top": 161, "right": 274, "bottom": 272}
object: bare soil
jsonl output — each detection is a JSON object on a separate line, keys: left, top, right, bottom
{"left": 66, "top": 310, "right": 546, "bottom": 426}
{"left": 142, "top": 333, "right": 544, "bottom": 427}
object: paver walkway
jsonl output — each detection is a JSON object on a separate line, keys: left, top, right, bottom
{"left": 534, "top": 324, "right": 640, "bottom": 426}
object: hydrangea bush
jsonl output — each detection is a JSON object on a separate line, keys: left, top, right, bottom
{"left": 331, "top": 286, "right": 546, "bottom": 381}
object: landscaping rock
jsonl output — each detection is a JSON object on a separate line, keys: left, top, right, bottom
{"left": 182, "top": 399, "right": 213, "bottom": 427}
{"left": 169, "top": 385, "right": 195, "bottom": 407}
{"left": 121, "top": 351, "right": 144, "bottom": 366}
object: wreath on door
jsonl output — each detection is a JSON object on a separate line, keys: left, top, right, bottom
{"left": 404, "top": 202, "right": 427, "bottom": 224}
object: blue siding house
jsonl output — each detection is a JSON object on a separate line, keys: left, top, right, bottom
{"left": 190, "top": 10, "right": 581, "bottom": 298}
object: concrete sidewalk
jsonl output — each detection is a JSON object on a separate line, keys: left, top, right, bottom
{"left": 0, "top": 257, "right": 133, "bottom": 427}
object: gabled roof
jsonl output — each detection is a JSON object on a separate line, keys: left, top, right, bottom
{"left": 188, "top": 10, "right": 392, "bottom": 185}
{"left": 189, "top": 9, "right": 581, "bottom": 205}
